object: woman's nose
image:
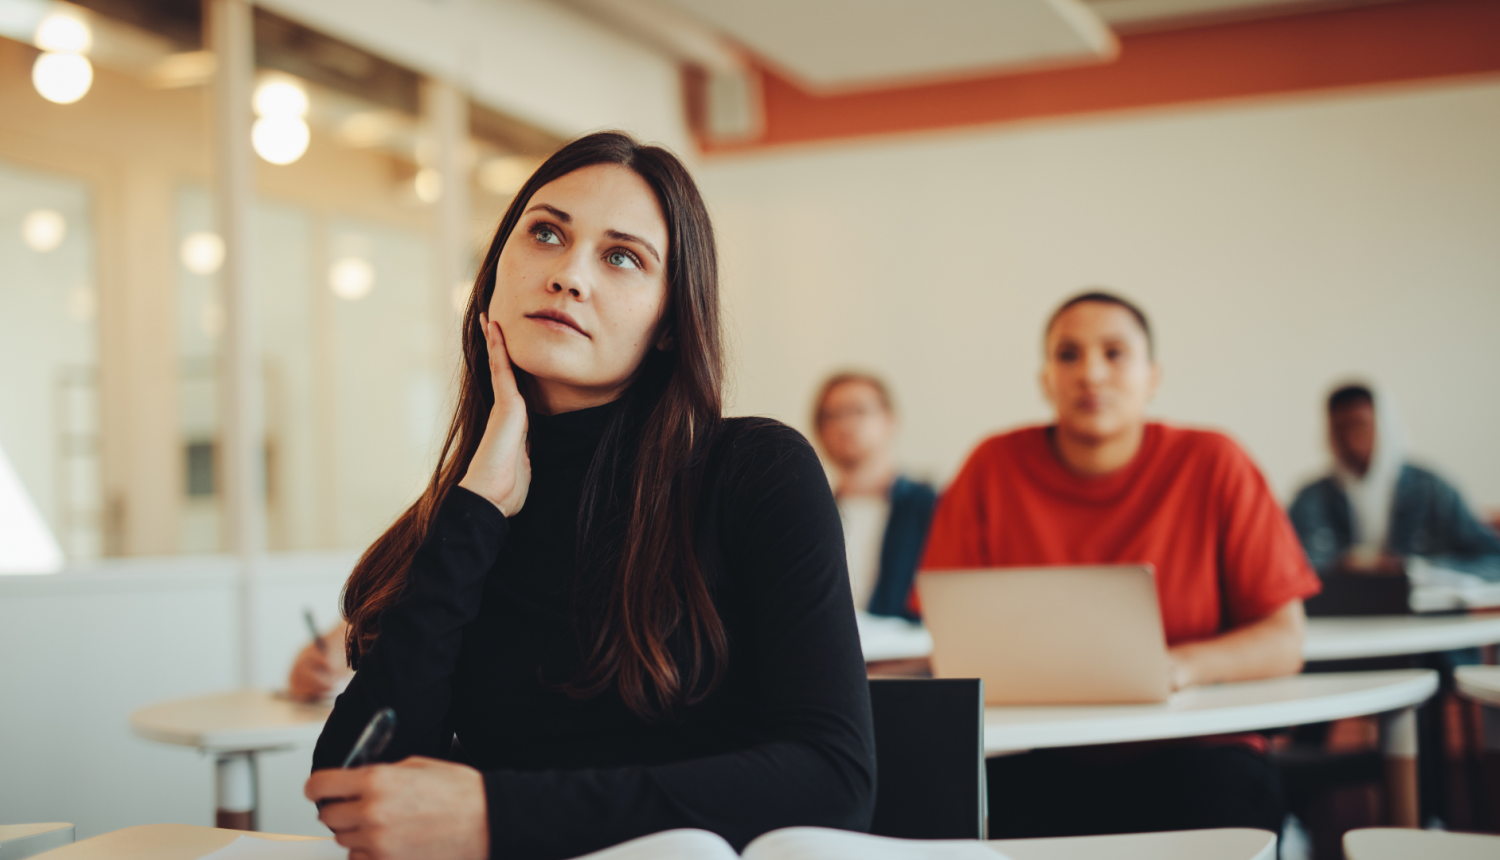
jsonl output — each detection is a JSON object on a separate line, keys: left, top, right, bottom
{"left": 547, "top": 250, "right": 592, "bottom": 300}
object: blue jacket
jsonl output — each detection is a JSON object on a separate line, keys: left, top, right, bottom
{"left": 1289, "top": 464, "right": 1500, "bottom": 581}
{"left": 864, "top": 476, "right": 938, "bottom": 621}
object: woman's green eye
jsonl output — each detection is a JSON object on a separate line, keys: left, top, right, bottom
{"left": 607, "top": 250, "right": 639, "bottom": 269}
{"left": 534, "top": 225, "right": 560, "bottom": 244}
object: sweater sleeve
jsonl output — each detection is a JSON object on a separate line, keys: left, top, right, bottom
{"left": 1416, "top": 470, "right": 1500, "bottom": 581}
{"left": 312, "top": 487, "right": 507, "bottom": 770}
{"left": 481, "top": 422, "right": 877, "bottom": 858}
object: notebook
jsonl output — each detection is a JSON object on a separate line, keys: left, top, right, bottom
{"left": 571, "top": 827, "right": 1007, "bottom": 860}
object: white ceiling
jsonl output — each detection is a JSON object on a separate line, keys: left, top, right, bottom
{"left": 649, "top": 0, "right": 1119, "bottom": 92}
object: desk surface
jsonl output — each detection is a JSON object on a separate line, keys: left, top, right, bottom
{"left": 993, "top": 827, "right": 1274, "bottom": 860}
{"left": 1455, "top": 665, "right": 1500, "bottom": 707}
{"left": 130, "top": 689, "right": 332, "bottom": 753}
{"left": 1343, "top": 827, "right": 1499, "bottom": 860}
{"left": 984, "top": 670, "right": 1435, "bottom": 754}
{"left": 1304, "top": 613, "right": 1500, "bottom": 661}
{"left": 36, "top": 824, "right": 1275, "bottom": 860}
{"left": 33, "top": 825, "right": 321, "bottom": 860}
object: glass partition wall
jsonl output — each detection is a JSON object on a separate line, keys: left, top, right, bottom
{"left": 0, "top": 0, "right": 558, "bottom": 564}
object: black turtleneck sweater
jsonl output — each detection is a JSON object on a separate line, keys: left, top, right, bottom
{"left": 311, "top": 403, "right": 876, "bottom": 859}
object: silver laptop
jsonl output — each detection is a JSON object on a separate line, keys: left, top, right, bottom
{"left": 917, "top": 565, "right": 1171, "bottom": 705}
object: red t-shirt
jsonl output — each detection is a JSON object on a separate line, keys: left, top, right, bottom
{"left": 921, "top": 423, "right": 1320, "bottom": 640}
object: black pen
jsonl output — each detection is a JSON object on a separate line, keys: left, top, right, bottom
{"left": 304, "top": 608, "right": 326, "bottom": 653}
{"left": 316, "top": 707, "right": 398, "bottom": 810}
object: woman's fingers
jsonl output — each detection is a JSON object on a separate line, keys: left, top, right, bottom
{"left": 459, "top": 313, "right": 531, "bottom": 516}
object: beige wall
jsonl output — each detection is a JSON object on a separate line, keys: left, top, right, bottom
{"left": 699, "top": 77, "right": 1500, "bottom": 510}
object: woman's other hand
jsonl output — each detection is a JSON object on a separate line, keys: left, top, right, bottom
{"left": 288, "top": 622, "right": 352, "bottom": 702}
{"left": 458, "top": 315, "right": 531, "bottom": 516}
{"left": 307, "top": 757, "right": 489, "bottom": 860}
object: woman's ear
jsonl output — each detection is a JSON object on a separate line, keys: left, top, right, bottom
{"left": 655, "top": 327, "right": 676, "bottom": 351}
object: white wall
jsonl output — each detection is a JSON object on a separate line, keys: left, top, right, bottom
{"left": 700, "top": 77, "right": 1500, "bottom": 510}
{"left": 259, "top": 0, "right": 694, "bottom": 157}
{"left": 0, "top": 553, "right": 355, "bottom": 839}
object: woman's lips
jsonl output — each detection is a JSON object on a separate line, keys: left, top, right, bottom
{"left": 525, "top": 309, "right": 589, "bottom": 338}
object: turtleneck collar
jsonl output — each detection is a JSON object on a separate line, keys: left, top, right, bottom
{"left": 528, "top": 399, "right": 619, "bottom": 460}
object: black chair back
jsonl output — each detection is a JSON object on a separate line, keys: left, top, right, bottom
{"left": 868, "top": 678, "right": 986, "bottom": 840}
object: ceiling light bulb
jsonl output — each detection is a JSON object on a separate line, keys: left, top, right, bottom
{"left": 252, "top": 116, "right": 310, "bottom": 165}
{"left": 22, "top": 209, "right": 66, "bottom": 252}
{"left": 180, "top": 232, "right": 225, "bottom": 275}
{"left": 414, "top": 168, "right": 443, "bottom": 203}
{"left": 253, "top": 78, "right": 309, "bottom": 118}
{"left": 34, "top": 14, "right": 91, "bottom": 53}
{"left": 32, "top": 52, "right": 93, "bottom": 104}
{"left": 329, "top": 257, "right": 375, "bottom": 300}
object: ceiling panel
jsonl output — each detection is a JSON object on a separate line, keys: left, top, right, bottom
{"left": 651, "top": 0, "right": 1118, "bottom": 91}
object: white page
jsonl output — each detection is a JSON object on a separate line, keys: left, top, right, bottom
{"left": 745, "top": 827, "right": 1009, "bottom": 860}
{"left": 197, "top": 835, "right": 348, "bottom": 860}
{"left": 567, "top": 828, "right": 739, "bottom": 860}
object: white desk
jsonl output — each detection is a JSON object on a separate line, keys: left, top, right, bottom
{"left": 1456, "top": 664, "right": 1500, "bottom": 708}
{"left": 1343, "top": 827, "right": 1500, "bottom": 860}
{"left": 984, "top": 670, "right": 1437, "bottom": 827}
{"left": 0, "top": 823, "right": 74, "bottom": 859}
{"left": 31, "top": 825, "right": 325, "bottom": 860}
{"left": 994, "top": 827, "right": 1275, "bottom": 860}
{"left": 1304, "top": 613, "right": 1500, "bottom": 662}
{"left": 34, "top": 824, "right": 1276, "bottom": 860}
{"left": 1455, "top": 664, "right": 1500, "bottom": 765}
{"left": 130, "top": 690, "right": 332, "bottom": 831}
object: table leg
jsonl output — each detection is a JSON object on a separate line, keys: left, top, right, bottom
{"left": 215, "top": 750, "right": 258, "bottom": 831}
{"left": 1379, "top": 707, "right": 1419, "bottom": 827}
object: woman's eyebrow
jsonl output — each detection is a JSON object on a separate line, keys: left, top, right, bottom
{"left": 524, "top": 203, "right": 570, "bottom": 222}
{"left": 606, "top": 229, "right": 660, "bottom": 263}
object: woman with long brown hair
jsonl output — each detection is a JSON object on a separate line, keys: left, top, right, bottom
{"left": 303, "top": 132, "right": 875, "bottom": 860}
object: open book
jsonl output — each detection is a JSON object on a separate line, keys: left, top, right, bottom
{"left": 572, "top": 827, "right": 1007, "bottom": 860}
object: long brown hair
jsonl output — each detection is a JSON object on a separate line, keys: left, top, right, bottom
{"left": 341, "top": 131, "right": 727, "bottom": 720}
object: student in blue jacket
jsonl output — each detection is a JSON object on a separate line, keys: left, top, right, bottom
{"left": 813, "top": 373, "right": 937, "bottom": 620}
{"left": 1289, "top": 383, "right": 1500, "bottom": 581}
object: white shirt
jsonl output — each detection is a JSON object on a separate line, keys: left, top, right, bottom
{"left": 837, "top": 494, "right": 890, "bottom": 611}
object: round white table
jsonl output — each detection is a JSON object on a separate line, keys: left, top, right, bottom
{"left": 984, "top": 670, "right": 1438, "bottom": 827}
{"left": 1303, "top": 613, "right": 1500, "bottom": 662}
{"left": 33, "top": 823, "right": 1277, "bottom": 860}
{"left": 129, "top": 690, "right": 332, "bottom": 831}
{"left": 1455, "top": 664, "right": 1500, "bottom": 804}
{"left": 1343, "top": 826, "right": 1500, "bottom": 860}
{"left": 0, "top": 823, "right": 74, "bottom": 858}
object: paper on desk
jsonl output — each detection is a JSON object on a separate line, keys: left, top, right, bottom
{"left": 198, "top": 835, "right": 347, "bottom": 860}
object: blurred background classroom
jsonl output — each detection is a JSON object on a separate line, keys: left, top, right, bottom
{"left": 0, "top": 0, "right": 1497, "bottom": 854}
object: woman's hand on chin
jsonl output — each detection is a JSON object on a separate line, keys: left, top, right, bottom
{"left": 306, "top": 757, "right": 489, "bottom": 860}
{"left": 459, "top": 315, "right": 531, "bottom": 517}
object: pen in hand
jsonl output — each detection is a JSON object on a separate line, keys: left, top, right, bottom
{"left": 304, "top": 608, "right": 326, "bottom": 653}
{"left": 316, "top": 707, "right": 397, "bottom": 810}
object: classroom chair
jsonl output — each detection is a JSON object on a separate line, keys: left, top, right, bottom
{"left": 0, "top": 823, "right": 75, "bottom": 860}
{"left": 867, "top": 677, "right": 986, "bottom": 840}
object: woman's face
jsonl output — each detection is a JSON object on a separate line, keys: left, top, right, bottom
{"left": 1040, "top": 302, "right": 1160, "bottom": 443}
{"left": 488, "top": 163, "right": 671, "bottom": 414}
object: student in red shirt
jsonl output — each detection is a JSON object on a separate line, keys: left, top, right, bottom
{"left": 922, "top": 292, "right": 1320, "bottom": 839}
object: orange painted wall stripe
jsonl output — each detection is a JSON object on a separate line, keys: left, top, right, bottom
{"left": 701, "top": 0, "right": 1500, "bottom": 153}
